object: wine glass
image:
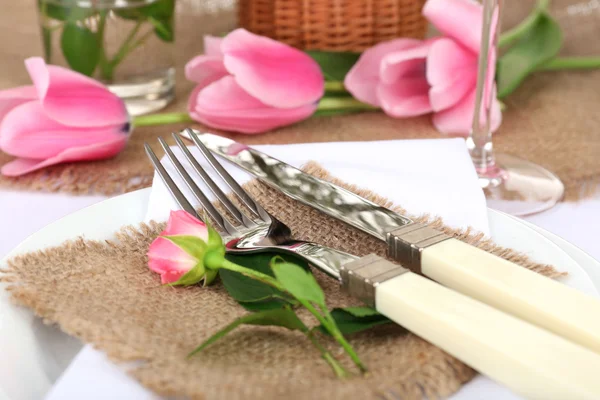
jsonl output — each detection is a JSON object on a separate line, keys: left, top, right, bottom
{"left": 467, "top": 0, "right": 565, "bottom": 216}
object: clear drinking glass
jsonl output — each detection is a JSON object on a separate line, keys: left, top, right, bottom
{"left": 38, "top": 0, "right": 176, "bottom": 116}
{"left": 468, "top": 0, "right": 565, "bottom": 216}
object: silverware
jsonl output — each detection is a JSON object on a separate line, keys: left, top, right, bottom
{"left": 191, "top": 131, "right": 600, "bottom": 356}
{"left": 145, "top": 130, "right": 600, "bottom": 399}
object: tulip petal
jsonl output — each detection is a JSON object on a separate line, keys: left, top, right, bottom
{"left": 25, "top": 57, "right": 128, "bottom": 128}
{"left": 221, "top": 29, "right": 324, "bottom": 108}
{"left": 185, "top": 55, "right": 228, "bottom": 86}
{"left": 0, "top": 101, "right": 128, "bottom": 159}
{"left": 0, "top": 86, "right": 37, "bottom": 121}
{"left": 423, "top": 0, "right": 482, "bottom": 53}
{"left": 190, "top": 76, "right": 316, "bottom": 133}
{"left": 380, "top": 40, "right": 436, "bottom": 84}
{"left": 376, "top": 78, "right": 433, "bottom": 118}
{"left": 344, "top": 38, "right": 422, "bottom": 106}
{"left": 204, "top": 36, "right": 223, "bottom": 57}
{"left": 162, "top": 210, "right": 209, "bottom": 241}
{"left": 0, "top": 135, "right": 127, "bottom": 176}
{"left": 432, "top": 87, "right": 502, "bottom": 136}
{"left": 147, "top": 237, "right": 197, "bottom": 284}
{"left": 427, "top": 39, "right": 478, "bottom": 111}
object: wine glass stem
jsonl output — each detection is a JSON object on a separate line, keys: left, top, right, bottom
{"left": 467, "top": 0, "right": 501, "bottom": 177}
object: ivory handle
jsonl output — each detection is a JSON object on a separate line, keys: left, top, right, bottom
{"left": 376, "top": 272, "right": 600, "bottom": 400}
{"left": 421, "top": 238, "right": 600, "bottom": 354}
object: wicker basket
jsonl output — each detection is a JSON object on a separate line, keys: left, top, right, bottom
{"left": 238, "top": 0, "right": 428, "bottom": 52}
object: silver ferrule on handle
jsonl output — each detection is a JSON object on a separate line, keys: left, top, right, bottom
{"left": 339, "top": 254, "right": 409, "bottom": 307}
{"left": 386, "top": 223, "right": 450, "bottom": 274}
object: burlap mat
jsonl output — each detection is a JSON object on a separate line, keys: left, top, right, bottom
{"left": 2, "top": 163, "right": 562, "bottom": 400}
{"left": 0, "top": 0, "right": 598, "bottom": 200}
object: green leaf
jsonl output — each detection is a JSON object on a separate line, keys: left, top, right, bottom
{"left": 60, "top": 22, "right": 100, "bottom": 76}
{"left": 163, "top": 235, "right": 206, "bottom": 259}
{"left": 319, "top": 307, "right": 391, "bottom": 336}
{"left": 40, "top": 0, "right": 95, "bottom": 21}
{"left": 149, "top": 17, "right": 174, "bottom": 42}
{"left": 114, "top": 0, "right": 174, "bottom": 20}
{"left": 188, "top": 307, "right": 306, "bottom": 357}
{"left": 306, "top": 51, "right": 360, "bottom": 81}
{"left": 220, "top": 253, "right": 299, "bottom": 307}
{"left": 169, "top": 261, "right": 206, "bottom": 286}
{"left": 497, "top": 12, "right": 562, "bottom": 98}
{"left": 41, "top": 26, "right": 52, "bottom": 61}
{"left": 271, "top": 258, "right": 325, "bottom": 306}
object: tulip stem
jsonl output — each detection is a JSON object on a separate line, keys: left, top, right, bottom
{"left": 324, "top": 81, "right": 347, "bottom": 93}
{"left": 133, "top": 112, "right": 195, "bottom": 127}
{"left": 538, "top": 56, "right": 600, "bottom": 71}
{"left": 317, "top": 97, "right": 378, "bottom": 111}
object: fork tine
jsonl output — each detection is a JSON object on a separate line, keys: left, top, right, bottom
{"left": 157, "top": 137, "right": 237, "bottom": 236}
{"left": 187, "top": 129, "right": 272, "bottom": 223}
{"left": 172, "top": 133, "right": 257, "bottom": 229}
{"left": 144, "top": 143, "right": 201, "bottom": 220}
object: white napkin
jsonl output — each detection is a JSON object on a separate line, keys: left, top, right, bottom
{"left": 46, "top": 138, "right": 495, "bottom": 400}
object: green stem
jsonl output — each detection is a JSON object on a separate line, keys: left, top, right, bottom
{"left": 324, "top": 81, "right": 347, "bottom": 93}
{"left": 220, "top": 260, "right": 286, "bottom": 291}
{"left": 306, "top": 329, "right": 350, "bottom": 378}
{"left": 301, "top": 300, "right": 366, "bottom": 373}
{"left": 127, "top": 28, "right": 155, "bottom": 54}
{"left": 133, "top": 112, "right": 194, "bottom": 127}
{"left": 317, "top": 97, "right": 378, "bottom": 112}
{"left": 97, "top": 11, "right": 111, "bottom": 81}
{"left": 538, "top": 56, "right": 600, "bottom": 71}
{"left": 498, "top": 0, "right": 550, "bottom": 48}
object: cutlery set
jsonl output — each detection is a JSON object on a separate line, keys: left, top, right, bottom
{"left": 145, "top": 129, "right": 600, "bottom": 399}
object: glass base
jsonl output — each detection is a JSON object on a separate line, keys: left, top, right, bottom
{"left": 107, "top": 67, "right": 175, "bottom": 117}
{"left": 477, "top": 153, "right": 565, "bottom": 216}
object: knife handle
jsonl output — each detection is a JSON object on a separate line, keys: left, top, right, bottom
{"left": 340, "top": 256, "right": 600, "bottom": 400}
{"left": 420, "top": 238, "right": 600, "bottom": 354}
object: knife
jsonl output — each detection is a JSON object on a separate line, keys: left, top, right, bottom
{"left": 188, "top": 131, "right": 600, "bottom": 356}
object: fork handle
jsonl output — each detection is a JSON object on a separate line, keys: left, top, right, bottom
{"left": 342, "top": 255, "right": 600, "bottom": 400}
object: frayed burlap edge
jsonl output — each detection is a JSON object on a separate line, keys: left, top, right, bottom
{"left": 1, "top": 163, "right": 564, "bottom": 400}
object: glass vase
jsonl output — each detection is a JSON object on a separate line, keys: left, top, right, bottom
{"left": 37, "top": 0, "right": 176, "bottom": 116}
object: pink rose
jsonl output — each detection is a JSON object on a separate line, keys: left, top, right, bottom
{"left": 344, "top": 0, "right": 501, "bottom": 136}
{"left": 0, "top": 57, "right": 130, "bottom": 176}
{"left": 147, "top": 210, "right": 223, "bottom": 285}
{"left": 185, "top": 29, "right": 325, "bottom": 134}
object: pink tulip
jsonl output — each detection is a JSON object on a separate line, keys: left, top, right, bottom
{"left": 344, "top": 0, "right": 501, "bottom": 136}
{"left": 186, "top": 29, "right": 325, "bottom": 134}
{"left": 147, "top": 210, "right": 223, "bottom": 285}
{"left": 0, "top": 57, "right": 130, "bottom": 176}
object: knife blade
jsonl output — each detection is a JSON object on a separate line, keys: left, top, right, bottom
{"left": 187, "top": 131, "right": 600, "bottom": 356}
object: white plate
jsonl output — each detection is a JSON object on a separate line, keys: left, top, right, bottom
{"left": 1, "top": 187, "right": 599, "bottom": 400}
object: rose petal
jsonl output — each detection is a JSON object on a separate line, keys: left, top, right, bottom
{"left": 376, "top": 78, "right": 433, "bottom": 117}
{"left": 344, "top": 38, "right": 422, "bottom": 106}
{"left": 25, "top": 57, "right": 128, "bottom": 128}
{"left": 190, "top": 76, "right": 316, "bottom": 133}
{"left": 423, "top": 0, "right": 482, "bottom": 53}
{"left": 427, "top": 39, "right": 478, "bottom": 111}
{"left": 0, "top": 86, "right": 37, "bottom": 122}
{"left": 0, "top": 101, "right": 128, "bottom": 159}
{"left": 204, "top": 36, "right": 223, "bottom": 57}
{"left": 380, "top": 40, "right": 436, "bottom": 84}
{"left": 162, "top": 210, "right": 209, "bottom": 241}
{"left": 147, "top": 237, "right": 197, "bottom": 284}
{"left": 221, "top": 29, "right": 324, "bottom": 108}
{"left": 185, "top": 55, "right": 228, "bottom": 85}
{"left": 432, "top": 87, "right": 502, "bottom": 136}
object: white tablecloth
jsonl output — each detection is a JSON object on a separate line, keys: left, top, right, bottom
{"left": 1, "top": 141, "right": 599, "bottom": 400}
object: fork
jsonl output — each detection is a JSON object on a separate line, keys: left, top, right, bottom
{"left": 144, "top": 129, "right": 600, "bottom": 399}
{"left": 144, "top": 129, "right": 356, "bottom": 279}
